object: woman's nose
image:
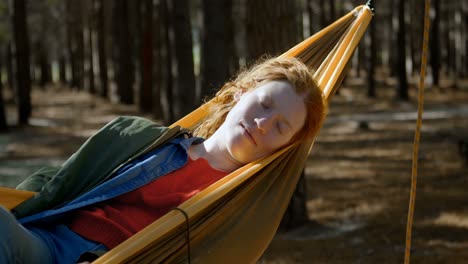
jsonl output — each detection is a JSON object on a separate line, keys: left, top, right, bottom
{"left": 254, "top": 115, "right": 274, "bottom": 133}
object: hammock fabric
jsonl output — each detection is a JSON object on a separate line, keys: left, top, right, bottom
{"left": 0, "top": 4, "right": 372, "bottom": 264}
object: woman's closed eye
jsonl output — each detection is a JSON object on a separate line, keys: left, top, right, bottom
{"left": 260, "top": 95, "right": 272, "bottom": 110}
{"left": 276, "top": 121, "right": 283, "bottom": 134}
{"left": 277, "top": 120, "right": 292, "bottom": 136}
{"left": 260, "top": 99, "right": 270, "bottom": 109}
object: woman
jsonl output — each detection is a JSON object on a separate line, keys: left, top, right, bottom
{"left": 0, "top": 57, "right": 326, "bottom": 264}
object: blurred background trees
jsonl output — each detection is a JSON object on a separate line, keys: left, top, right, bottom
{"left": 0, "top": 0, "right": 466, "bottom": 125}
{"left": 0, "top": 0, "right": 466, "bottom": 229}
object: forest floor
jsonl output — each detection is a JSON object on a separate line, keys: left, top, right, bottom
{"left": 1, "top": 76, "right": 468, "bottom": 264}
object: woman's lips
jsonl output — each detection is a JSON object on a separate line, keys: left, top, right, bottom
{"left": 241, "top": 123, "right": 257, "bottom": 146}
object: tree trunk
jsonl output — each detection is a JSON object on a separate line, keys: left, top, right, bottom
{"left": 307, "top": 0, "right": 321, "bottom": 36}
{"left": 389, "top": 0, "right": 398, "bottom": 78}
{"left": 245, "top": 0, "right": 270, "bottom": 61}
{"left": 225, "top": 1, "right": 238, "bottom": 76}
{"left": 167, "top": 0, "right": 196, "bottom": 122}
{"left": 465, "top": 1, "right": 468, "bottom": 77}
{"left": 397, "top": 0, "right": 409, "bottom": 100}
{"left": 453, "top": 2, "right": 463, "bottom": 82}
{"left": 367, "top": 14, "right": 376, "bottom": 98}
{"left": 246, "top": 0, "right": 300, "bottom": 62}
{"left": 0, "top": 85, "right": 7, "bottom": 132}
{"left": 0, "top": 48, "right": 3, "bottom": 88}
{"left": 65, "top": 1, "right": 76, "bottom": 88}
{"left": 10, "top": 0, "right": 32, "bottom": 125}
{"left": 442, "top": 2, "right": 455, "bottom": 80}
{"left": 409, "top": 0, "right": 423, "bottom": 76}
{"left": 329, "top": 0, "right": 336, "bottom": 22}
{"left": 319, "top": 0, "right": 327, "bottom": 28}
{"left": 278, "top": 170, "right": 309, "bottom": 230}
{"left": 58, "top": 53, "right": 67, "bottom": 84}
{"left": 113, "top": 0, "right": 134, "bottom": 104}
{"left": 76, "top": 5, "right": 85, "bottom": 91}
{"left": 0, "top": 49, "right": 7, "bottom": 131}
{"left": 138, "top": 0, "right": 154, "bottom": 113}
{"left": 6, "top": 44, "right": 14, "bottom": 89}
{"left": 95, "top": 0, "right": 108, "bottom": 98}
{"left": 152, "top": 0, "right": 163, "bottom": 120}
{"left": 430, "top": 0, "right": 441, "bottom": 87}
{"left": 200, "top": 0, "right": 232, "bottom": 100}
{"left": 37, "top": 43, "right": 52, "bottom": 88}
{"left": 87, "top": 1, "right": 96, "bottom": 95}
{"left": 159, "top": 0, "right": 174, "bottom": 124}
{"left": 66, "top": 0, "right": 85, "bottom": 90}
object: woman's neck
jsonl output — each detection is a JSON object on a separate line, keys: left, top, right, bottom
{"left": 188, "top": 140, "right": 242, "bottom": 172}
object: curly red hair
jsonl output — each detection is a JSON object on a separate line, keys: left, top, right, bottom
{"left": 194, "top": 57, "right": 327, "bottom": 143}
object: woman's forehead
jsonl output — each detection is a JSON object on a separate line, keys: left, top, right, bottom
{"left": 257, "top": 80, "right": 306, "bottom": 122}
{"left": 254, "top": 80, "right": 293, "bottom": 95}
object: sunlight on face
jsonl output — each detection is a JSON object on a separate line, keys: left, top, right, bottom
{"left": 216, "top": 80, "right": 307, "bottom": 164}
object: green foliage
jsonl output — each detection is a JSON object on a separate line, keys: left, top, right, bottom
{"left": 0, "top": 0, "right": 10, "bottom": 44}
{"left": 0, "top": 2, "right": 6, "bottom": 13}
{"left": 47, "top": 0, "right": 60, "bottom": 5}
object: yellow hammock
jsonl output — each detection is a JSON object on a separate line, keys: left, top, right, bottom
{"left": 0, "top": 4, "right": 372, "bottom": 264}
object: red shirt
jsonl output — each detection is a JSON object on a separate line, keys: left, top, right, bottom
{"left": 68, "top": 157, "right": 228, "bottom": 249}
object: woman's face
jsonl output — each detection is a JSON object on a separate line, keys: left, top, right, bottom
{"left": 215, "top": 80, "right": 307, "bottom": 164}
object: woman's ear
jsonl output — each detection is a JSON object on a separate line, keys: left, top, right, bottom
{"left": 234, "top": 90, "right": 245, "bottom": 102}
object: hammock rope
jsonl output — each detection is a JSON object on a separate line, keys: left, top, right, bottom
{"left": 171, "top": 207, "right": 192, "bottom": 264}
{"left": 405, "top": 0, "right": 431, "bottom": 263}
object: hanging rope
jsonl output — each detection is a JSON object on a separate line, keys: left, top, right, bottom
{"left": 172, "top": 207, "right": 192, "bottom": 264}
{"left": 404, "top": 0, "right": 431, "bottom": 263}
